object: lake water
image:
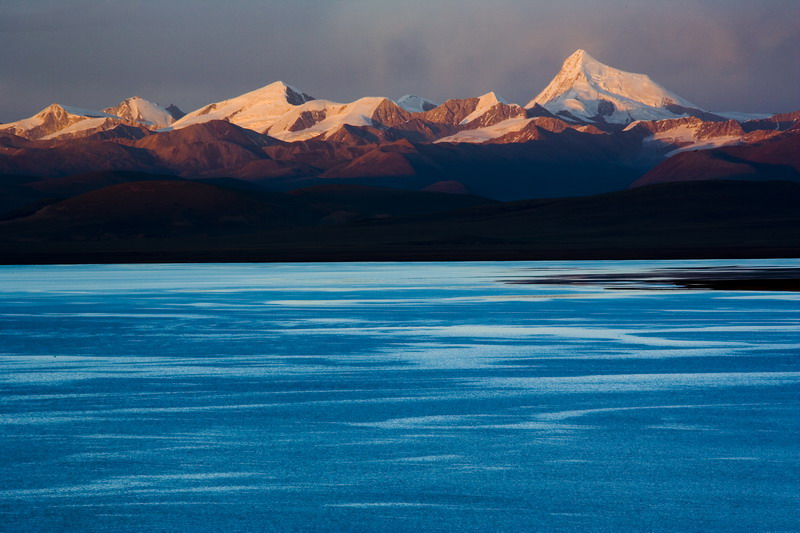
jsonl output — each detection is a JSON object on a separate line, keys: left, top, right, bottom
{"left": 1, "top": 260, "right": 798, "bottom": 532}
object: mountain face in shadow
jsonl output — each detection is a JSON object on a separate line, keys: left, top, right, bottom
{"left": 1, "top": 175, "right": 797, "bottom": 264}
{"left": 632, "top": 130, "right": 800, "bottom": 188}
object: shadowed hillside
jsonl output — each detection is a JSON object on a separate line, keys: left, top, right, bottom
{"left": 2, "top": 179, "right": 797, "bottom": 264}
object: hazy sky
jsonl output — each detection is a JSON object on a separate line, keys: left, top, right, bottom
{"left": 1, "top": 0, "right": 798, "bottom": 122}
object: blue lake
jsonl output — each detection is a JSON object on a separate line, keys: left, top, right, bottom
{"left": 0, "top": 260, "right": 798, "bottom": 532}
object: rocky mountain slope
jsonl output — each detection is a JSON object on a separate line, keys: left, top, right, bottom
{"left": 632, "top": 128, "right": 800, "bottom": 188}
{"left": 1, "top": 98, "right": 182, "bottom": 141}
{"left": 0, "top": 50, "right": 797, "bottom": 202}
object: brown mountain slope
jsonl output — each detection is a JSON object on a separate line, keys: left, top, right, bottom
{"left": 417, "top": 97, "right": 480, "bottom": 124}
{"left": 0, "top": 139, "right": 166, "bottom": 177}
{"left": 742, "top": 110, "right": 800, "bottom": 133}
{"left": 1, "top": 104, "right": 799, "bottom": 201}
{"left": 2, "top": 180, "right": 797, "bottom": 263}
{"left": 631, "top": 131, "right": 800, "bottom": 188}
{"left": 1, "top": 180, "right": 321, "bottom": 240}
{"left": 134, "top": 121, "right": 283, "bottom": 176}
{"left": 461, "top": 103, "right": 527, "bottom": 129}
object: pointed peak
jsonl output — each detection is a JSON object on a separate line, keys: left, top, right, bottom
{"left": 557, "top": 49, "right": 603, "bottom": 77}
{"left": 109, "top": 96, "right": 159, "bottom": 110}
{"left": 477, "top": 92, "right": 507, "bottom": 105}
{"left": 565, "top": 49, "right": 599, "bottom": 63}
{"left": 527, "top": 49, "right": 698, "bottom": 123}
{"left": 396, "top": 95, "right": 438, "bottom": 113}
{"left": 272, "top": 81, "right": 306, "bottom": 94}
{"left": 37, "top": 103, "right": 109, "bottom": 118}
{"left": 40, "top": 103, "right": 71, "bottom": 113}
{"left": 38, "top": 103, "right": 65, "bottom": 113}
{"left": 248, "top": 81, "right": 294, "bottom": 95}
{"left": 457, "top": 92, "right": 515, "bottom": 126}
{"left": 124, "top": 96, "right": 163, "bottom": 107}
{"left": 102, "top": 97, "right": 176, "bottom": 128}
{"left": 263, "top": 80, "right": 291, "bottom": 90}
{"left": 568, "top": 49, "right": 587, "bottom": 60}
{"left": 246, "top": 81, "right": 314, "bottom": 105}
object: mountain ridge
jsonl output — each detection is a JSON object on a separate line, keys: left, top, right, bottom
{"left": 0, "top": 50, "right": 797, "bottom": 203}
{"left": 1, "top": 98, "right": 183, "bottom": 141}
{"left": 3, "top": 49, "right": 782, "bottom": 143}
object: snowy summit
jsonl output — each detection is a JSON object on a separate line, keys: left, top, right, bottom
{"left": 103, "top": 97, "right": 177, "bottom": 129}
{"left": 527, "top": 49, "right": 702, "bottom": 123}
{"left": 396, "top": 95, "right": 439, "bottom": 113}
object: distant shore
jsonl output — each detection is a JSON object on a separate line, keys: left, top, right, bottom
{"left": 2, "top": 244, "right": 799, "bottom": 273}
{"left": 504, "top": 265, "right": 800, "bottom": 292}
{"left": 673, "top": 278, "right": 800, "bottom": 292}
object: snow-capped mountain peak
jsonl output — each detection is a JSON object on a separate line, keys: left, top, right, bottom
{"left": 460, "top": 92, "right": 512, "bottom": 125}
{"left": 171, "top": 81, "right": 315, "bottom": 131}
{"left": 396, "top": 95, "right": 439, "bottom": 113}
{"left": 236, "top": 81, "right": 315, "bottom": 107}
{"left": 103, "top": 97, "right": 176, "bottom": 129}
{"left": 479, "top": 91, "right": 507, "bottom": 105}
{"left": 0, "top": 103, "right": 118, "bottom": 140}
{"left": 167, "top": 81, "right": 415, "bottom": 141}
{"left": 527, "top": 49, "right": 701, "bottom": 124}
{"left": 41, "top": 103, "right": 113, "bottom": 119}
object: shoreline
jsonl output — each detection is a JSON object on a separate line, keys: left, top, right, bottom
{"left": 2, "top": 249, "right": 799, "bottom": 292}
{"left": 2, "top": 249, "right": 799, "bottom": 266}
{"left": 503, "top": 266, "right": 800, "bottom": 292}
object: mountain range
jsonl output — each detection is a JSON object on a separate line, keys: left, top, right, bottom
{"left": 1, "top": 49, "right": 798, "bottom": 263}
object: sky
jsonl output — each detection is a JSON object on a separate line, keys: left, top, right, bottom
{"left": 1, "top": 0, "right": 798, "bottom": 122}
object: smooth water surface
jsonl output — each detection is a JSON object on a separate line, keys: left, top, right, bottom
{"left": 1, "top": 260, "right": 798, "bottom": 531}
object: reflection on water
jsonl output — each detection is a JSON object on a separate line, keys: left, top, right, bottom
{"left": 0, "top": 260, "right": 798, "bottom": 532}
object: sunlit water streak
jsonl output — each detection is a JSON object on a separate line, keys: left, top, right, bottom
{"left": 0, "top": 260, "right": 798, "bottom": 532}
